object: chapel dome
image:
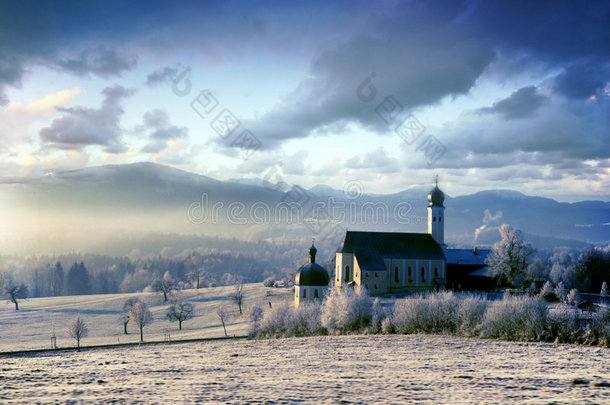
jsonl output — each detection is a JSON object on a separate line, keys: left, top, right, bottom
{"left": 295, "top": 243, "right": 329, "bottom": 286}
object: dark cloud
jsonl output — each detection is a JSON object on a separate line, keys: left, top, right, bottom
{"left": 426, "top": 96, "right": 610, "bottom": 170}
{"left": 477, "top": 86, "right": 549, "bottom": 119}
{"left": 39, "top": 85, "right": 135, "bottom": 153}
{"left": 553, "top": 62, "right": 609, "bottom": 99}
{"left": 145, "top": 66, "right": 179, "bottom": 86}
{"left": 137, "top": 109, "right": 188, "bottom": 153}
{"left": 56, "top": 46, "right": 136, "bottom": 78}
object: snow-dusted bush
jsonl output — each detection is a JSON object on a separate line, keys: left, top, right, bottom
{"left": 566, "top": 289, "right": 580, "bottom": 306}
{"left": 584, "top": 308, "right": 610, "bottom": 347}
{"left": 387, "top": 292, "right": 460, "bottom": 335}
{"left": 321, "top": 286, "right": 372, "bottom": 334}
{"left": 554, "top": 281, "right": 567, "bottom": 303}
{"left": 368, "top": 298, "right": 389, "bottom": 334}
{"left": 539, "top": 281, "right": 558, "bottom": 302}
{"left": 479, "top": 295, "right": 548, "bottom": 341}
{"left": 263, "top": 277, "right": 275, "bottom": 288}
{"left": 457, "top": 295, "right": 488, "bottom": 336}
{"left": 548, "top": 305, "right": 583, "bottom": 344}
{"left": 251, "top": 302, "right": 324, "bottom": 338}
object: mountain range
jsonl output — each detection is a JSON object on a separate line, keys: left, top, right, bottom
{"left": 1, "top": 162, "right": 608, "bottom": 255}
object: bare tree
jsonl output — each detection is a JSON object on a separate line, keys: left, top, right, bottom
{"left": 66, "top": 316, "right": 89, "bottom": 351}
{"left": 216, "top": 305, "right": 230, "bottom": 336}
{"left": 166, "top": 300, "right": 194, "bottom": 330}
{"left": 152, "top": 278, "right": 176, "bottom": 302}
{"left": 121, "top": 297, "right": 141, "bottom": 334}
{"left": 245, "top": 305, "right": 263, "bottom": 328}
{"left": 0, "top": 273, "right": 28, "bottom": 310}
{"left": 129, "top": 301, "right": 153, "bottom": 342}
{"left": 230, "top": 281, "right": 244, "bottom": 314}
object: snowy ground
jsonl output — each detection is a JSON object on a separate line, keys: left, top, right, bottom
{"left": 1, "top": 334, "right": 609, "bottom": 404}
{"left": 0, "top": 284, "right": 292, "bottom": 352}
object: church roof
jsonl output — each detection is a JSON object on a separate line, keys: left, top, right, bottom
{"left": 445, "top": 248, "right": 490, "bottom": 266}
{"left": 337, "top": 231, "right": 445, "bottom": 270}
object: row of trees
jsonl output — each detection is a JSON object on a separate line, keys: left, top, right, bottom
{"left": 5, "top": 249, "right": 283, "bottom": 299}
{"left": 67, "top": 282, "right": 246, "bottom": 350}
{"left": 486, "top": 224, "right": 610, "bottom": 293}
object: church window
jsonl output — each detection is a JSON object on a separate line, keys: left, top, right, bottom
{"left": 408, "top": 266, "right": 413, "bottom": 283}
{"left": 375, "top": 272, "right": 378, "bottom": 278}
{"left": 314, "top": 289, "right": 319, "bottom": 298}
{"left": 433, "top": 216, "right": 436, "bottom": 222}
{"left": 345, "top": 266, "right": 350, "bottom": 282}
{"left": 421, "top": 267, "right": 426, "bottom": 282}
{"left": 439, "top": 217, "right": 442, "bottom": 222}
{"left": 394, "top": 267, "right": 399, "bottom": 282}
{"left": 434, "top": 267, "right": 439, "bottom": 277}
{"left": 303, "top": 289, "right": 306, "bottom": 298}
{"left": 374, "top": 284, "right": 378, "bottom": 290}
{"left": 365, "top": 272, "right": 369, "bottom": 278}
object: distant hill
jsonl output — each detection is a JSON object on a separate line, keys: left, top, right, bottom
{"left": 0, "top": 162, "right": 607, "bottom": 254}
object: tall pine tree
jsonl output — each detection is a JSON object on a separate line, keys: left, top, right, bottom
{"left": 67, "top": 262, "right": 91, "bottom": 295}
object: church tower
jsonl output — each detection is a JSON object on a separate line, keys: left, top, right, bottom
{"left": 427, "top": 176, "right": 446, "bottom": 252}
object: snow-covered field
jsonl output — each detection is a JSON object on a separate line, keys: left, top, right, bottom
{"left": 1, "top": 334, "right": 609, "bottom": 404}
{"left": 0, "top": 284, "right": 292, "bottom": 352}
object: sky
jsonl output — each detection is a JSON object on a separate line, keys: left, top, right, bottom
{"left": 0, "top": 0, "right": 608, "bottom": 202}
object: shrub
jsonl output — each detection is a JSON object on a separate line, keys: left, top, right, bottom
{"left": 566, "top": 289, "right": 580, "bottom": 306}
{"left": 548, "top": 305, "right": 584, "bottom": 344}
{"left": 387, "top": 291, "right": 460, "bottom": 335}
{"left": 539, "top": 281, "right": 558, "bottom": 302}
{"left": 251, "top": 302, "right": 324, "bottom": 338}
{"left": 583, "top": 308, "right": 610, "bottom": 347}
{"left": 479, "top": 295, "right": 548, "bottom": 341}
{"left": 554, "top": 281, "right": 567, "bottom": 303}
{"left": 321, "top": 286, "right": 372, "bottom": 334}
{"left": 456, "top": 295, "right": 488, "bottom": 336}
{"left": 263, "top": 277, "right": 275, "bottom": 288}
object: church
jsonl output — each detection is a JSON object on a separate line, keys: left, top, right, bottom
{"left": 335, "top": 181, "right": 448, "bottom": 294}
{"left": 294, "top": 180, "right": 491, "bottom": 303}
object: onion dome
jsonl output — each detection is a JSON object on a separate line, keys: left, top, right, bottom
{"left": 428, "top": 177, "right": 445, "bottom": 206}
{"left": 295, "top": 243, "right": 329, "bottom": 286}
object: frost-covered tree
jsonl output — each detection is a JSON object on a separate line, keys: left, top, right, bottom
{"left": 601, "top": 281, "right": 608, "bottom": 296}
{"left": 486, "top": 224, "right": 535, "bottom": 287}
{"left": 230, "top": 281, "right": 244, "bottom": 314}
{"left": 166, "top": 300, "right": 194, "bottom": 330}
{"left": 539, "top": 280, "right": 556, "bottom": 301}
{"left": 554, "top": 281, "right": 567, "bottom": 303}
{"left": 0, "top": 273, "right": 28, "bottom": 310}
{"left": 244, "top": 305, "right": 263, "bottom": 327}
{"left": 121, "top": 297, "right": 141, "bottom": 334}
{"left": 526, "top": 257, "right": 549, "bottom": 283}
{"left": 567, "top": 289, "right": 580, "bottom": 306}
{"left": 152, "top": 276, "right": 176, "bottom": 302}
{"left": 66, "top": 316, "right": 88, "bottom": 351}
{"left": 129, "top": 301, "right": 153, "bottom": 342}
{"left": 216, "top": 305, "right": 230, "bottom": 336}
